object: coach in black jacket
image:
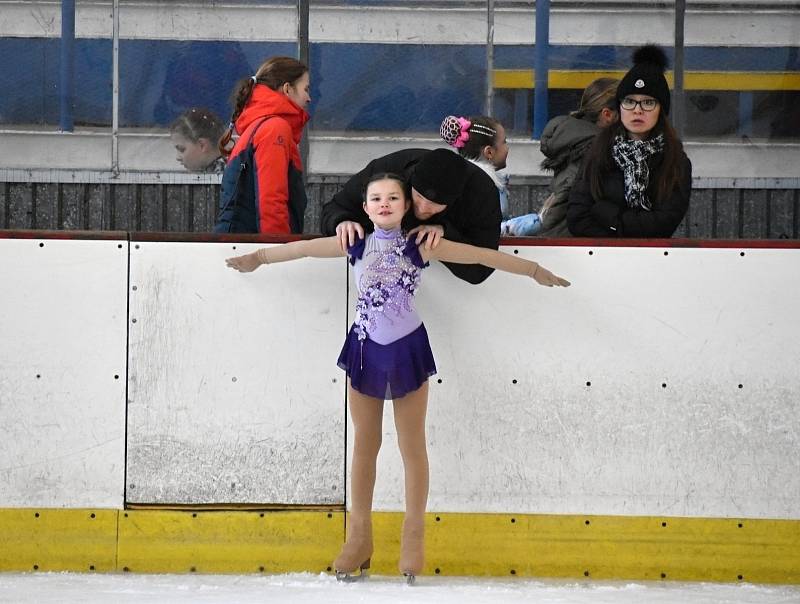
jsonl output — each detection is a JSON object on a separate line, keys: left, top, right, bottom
{"left": 320, "top": 148, "right": 501, "bottom": 284}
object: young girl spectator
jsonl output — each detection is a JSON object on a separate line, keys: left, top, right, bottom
{"left": 214, "top": 56, "right": 311, "bottom": 234}
{"left": 226, "top": 173, "right": 570, "bottom": 583}
{"left": 502, "top": 78, "right": 619, "bottom": 238}
{"left": 567, "top": 45, "right": 692, "bottom": 237}
{"left": 439, "top": 115, "right": 510, "bottom": 219}
{"left": 169, "top": 107, "right": 226, "bottom": 173}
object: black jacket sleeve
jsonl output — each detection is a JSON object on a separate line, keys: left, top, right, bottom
{"left": 319, "top": 149, "right": 428, "bottom": 235}
{"left": 567, "top": 164, "right": 613, "bottom": 237}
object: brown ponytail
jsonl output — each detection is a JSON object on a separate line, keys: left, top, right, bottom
{"left": 219, "top": 56, "right": 308, "bottom": 157}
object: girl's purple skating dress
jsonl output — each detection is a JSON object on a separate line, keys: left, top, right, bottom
{"left": 337, "top": 227, "right": 437, "bottom": 399}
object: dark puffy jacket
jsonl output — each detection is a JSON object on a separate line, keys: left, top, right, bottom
{"left": 320, "top": 148, "right": 501, "bottom": 284}
{"left": 536, "top": 115, "right": 600, "bottom": 238}
{"left": 567, "top": 149, "right": 692, "bottom": 237}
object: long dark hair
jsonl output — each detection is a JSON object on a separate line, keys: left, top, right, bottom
{"left": 585, "top": 111, "right": 685, "bottom": 204}
{"left": 219, "top": 56, "right": 308, "bottom": 157}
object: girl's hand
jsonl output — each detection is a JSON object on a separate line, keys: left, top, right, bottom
{"left": 335, "top": 221, "right": 365, "bottom": 252}
{"left": 531, "top": 264, "right": 571, "bottom": 287}
{"left": 225, "top": 252, "right": 262, "bottom": 273}
{"left": 408, "top": 224, "right": 445, "bottom": 250}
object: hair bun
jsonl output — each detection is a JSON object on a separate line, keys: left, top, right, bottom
{"left": 440, "top": 115, "right": 464, "bottom": 147}
{"left": 632, "top": 44, "right": 668, "bottom": 72}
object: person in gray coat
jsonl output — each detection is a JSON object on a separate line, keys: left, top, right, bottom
{"left": 501, "top": 77, "right": 618, "bottom": 237}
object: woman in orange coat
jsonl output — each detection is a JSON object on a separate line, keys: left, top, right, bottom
{"left": 214, "top": 57, "right": 311, "bottom": 234}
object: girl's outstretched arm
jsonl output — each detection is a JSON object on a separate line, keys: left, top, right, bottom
{"left": 225, "top": 236, "right": 345, "bottom": 272}
{"left": 421, "top": 239, "right": 570, "bottom": 287}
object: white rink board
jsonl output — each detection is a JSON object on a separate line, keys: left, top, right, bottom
{"left": 363, "top": 245, "right": 800, "bottom": 519}
{"left": 3, "top": 239, "right": 799, "bottom": 516}
{"left": 126, "top": 241, "right": 348, "bottom": 505}
{"left": 0, "top": 238, "right": 127, "bottom": 508}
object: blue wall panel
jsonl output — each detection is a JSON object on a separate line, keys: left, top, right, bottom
{"left": 1, "top": 39, "right": 798, "bottom": 130}
{"left": 309, "top": 43, "right": 487, "bottom": 131}
{"left": 119, "top": 40, "right": 295, "bottom": 127}
{"left": 0, "top": 38, "right": 111, "bottom": 126}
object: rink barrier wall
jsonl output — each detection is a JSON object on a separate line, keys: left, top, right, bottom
{"left": 1, "top": 509, "right": 799, "bottom": 583}
{"left": 2, "top": 231, "right": 800, "bottom": 582}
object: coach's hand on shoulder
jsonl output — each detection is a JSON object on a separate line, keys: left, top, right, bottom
{"left": 408, "top": 224, "right": 444, "bottom": 250}
{"left": 335, "top": 221, "right": 365, "bottom": 252}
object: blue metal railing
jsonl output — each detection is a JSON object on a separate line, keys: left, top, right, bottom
{"left": 532, "top": 0, "right": 550, "bottom": 139}
{"left": 59, "top": 0, "right": 75, "bottom": 132}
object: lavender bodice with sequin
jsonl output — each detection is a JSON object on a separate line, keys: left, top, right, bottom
{"left": 349, "top": 228, "right": 427, "bottom": 346}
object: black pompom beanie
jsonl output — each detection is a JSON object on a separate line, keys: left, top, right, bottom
{"left": 410, "top": 149, "right": 467, "bottom": 205}
{"left": 617, "top": 44, "right": 671, "bottom": 115}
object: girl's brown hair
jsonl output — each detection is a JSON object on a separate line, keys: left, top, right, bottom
{"left": 170, "top": 107, "right": 225, "bottom": 145}
{"left": 219, "top": 56, "right": 308, "bottom": 156}
{"left": 571, "top": 77, "right": 619, "bottom": 123}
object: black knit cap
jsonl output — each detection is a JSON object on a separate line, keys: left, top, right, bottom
{"left": 410, "top": 148, "right": 467, "bottom": 205}
{"left": 617, "top": 45, "right": 671, "bottom": 115}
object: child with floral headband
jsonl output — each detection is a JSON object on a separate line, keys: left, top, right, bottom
{"left": 440, "top": 114, "right": 511, "bottom": 221}
{"left": 226, "top": 172, "right": 570, "bottom": 584}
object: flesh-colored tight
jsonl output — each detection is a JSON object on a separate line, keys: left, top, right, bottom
{"left": 337, "top": 380, "right": 429, "bottom": 573}
{"left": 349, "top": 380, "right": 429, "bottom": 523}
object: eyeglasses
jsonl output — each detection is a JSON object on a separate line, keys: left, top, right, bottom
{"left": 620, "top": 97, "right": 659, "bottom": 111}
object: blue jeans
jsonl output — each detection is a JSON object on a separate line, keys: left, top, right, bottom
{"left": 501, "top": 213, "right": 542, "bottom": 236}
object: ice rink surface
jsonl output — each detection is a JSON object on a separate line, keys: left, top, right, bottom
{"left": 1, "top": 573, "right": 799, "bottom": 604}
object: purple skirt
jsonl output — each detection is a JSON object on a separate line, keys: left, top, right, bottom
{"left": 337, "top": 323, "right": 437, "bottom": 400}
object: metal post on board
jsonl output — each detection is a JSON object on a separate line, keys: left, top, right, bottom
{"left": 111, "top": 0, "right": 120, "bottom": 175}
{"left": 298, "top": 0, "right": 310, "bottom": 191}
{"left": 486, "top": 0, "right": 495, "bottom": 116}
{"left": 673, "top": 0, "right": 686, "bottom": 138}
{"left": 533, "top": 0, "right": 550, "bottom": 139}
{"left": 297, "top": 0, "right": 310, "bottom": 66}
{"left": 60, "top": 0, "right": 75, "bottom": 132}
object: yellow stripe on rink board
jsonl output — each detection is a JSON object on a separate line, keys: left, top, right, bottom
{"left": 1, "top": 509, "right": 798, "bottom": 583}
{"left": 0, "top": 509, "right": 117, "bottom": 572}
{"left": 417, "top": 512, "right": 800, "bottom": 584}
{"left": 117, "top": 510, "right": 343, "bottom": 574}
{"left": 493, "top": 69, "right": 800, "bottom": 91}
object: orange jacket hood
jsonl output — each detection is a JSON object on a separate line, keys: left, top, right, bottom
{"left": 235, "top": 85, "right": 309, "bottom": 145}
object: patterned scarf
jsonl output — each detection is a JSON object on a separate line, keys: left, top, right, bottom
{"left": 611, "top": 133, "right": 664, "bottom": 210}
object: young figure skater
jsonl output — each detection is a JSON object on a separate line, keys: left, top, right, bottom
{"left": 226, "top": 174, "right": 570, "bottom": 583}
{"left": 505, "top": 78, "right": 619, "bottom": 237}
